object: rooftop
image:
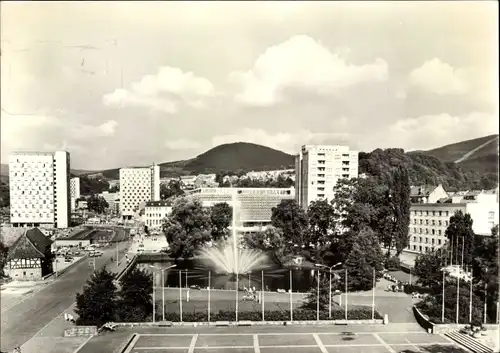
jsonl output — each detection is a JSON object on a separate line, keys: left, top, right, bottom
{"left": 145, "top": 201, "right": 172, "bottom": 207}
{"left": 7, "top": 228, "right": 53, "bottom": 259}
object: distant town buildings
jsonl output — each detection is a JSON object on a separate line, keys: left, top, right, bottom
{"left": 295, "top": 145, "right": 359, "bottom": 210}
{"left": 119, "top": 164, "right": 160, "bottom": 220}
{"left": 144, "top": 200, "right": 172, "bottom": 228}
{"left": 9, "top": 151, "right": 71, "bottom": 228}
{"left": 98, "top": 191, "right": 120, "bottom": 215}
{"left": 406, "top": 186, "right": 499, "bottom": 254}
{"left": 108, "top": 179, "right": 120, "bottom": 190}
{"left": 70, "top": 177, "right": 80, "bottom": 211}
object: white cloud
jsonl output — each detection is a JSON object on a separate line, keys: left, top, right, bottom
{"left": 102, "top": 66, "right": 215, "bottom": 113}
{"left": 229, "top": 35, "right": 389, "bottom": 106}
{"left": 212, "top": 128, "right": 356, "bottom": 154}
{"left": 408, "top": 58, "right": 470, "bottom": 95}
{"left": 98, "top": 120, "right": 118, "bottom": 136}
{"left": 165, "top": 139, "right": 202, "bottom": 150}
{"left": 386, "top": 112, "right": 498, "bottom": 151}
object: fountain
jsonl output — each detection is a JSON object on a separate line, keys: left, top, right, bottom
{"left": 198, "top": 190, "right": 267, "bottom": 275}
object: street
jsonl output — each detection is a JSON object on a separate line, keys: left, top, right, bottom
{"left": 0, "top": 228, "right": 129, "bottom": 352}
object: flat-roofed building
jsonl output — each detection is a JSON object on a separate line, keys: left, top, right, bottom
{"left": 9, "top": 151, "right": 71, "bottom": 229}
{"left": 406, "top": 188, "right": 499, "bottom": 254}
{"left": 119, "top": 164, "right": 160, "bottom": 220}
{"left": 185, "top": 187, "right": 295, "bottom": 233}
{"left": 144, "top": 200, "right": 172, "bottom": 228}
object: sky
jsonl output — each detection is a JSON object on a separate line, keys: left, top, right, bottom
{"left": 1, "top": 1, "right": 498, "bottom": 170}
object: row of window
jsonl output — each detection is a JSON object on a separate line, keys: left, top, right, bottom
{"left": 413, "top": 210, "right": 449, "bottom": 217}
{"left": 412, "top": 227, "right": 443, "bottom": 235}
{"left": 412, "top": 236, "right": 445, "bottom": 245}
{"left": 412, "top": 219, "right": 449, "bottom": 226}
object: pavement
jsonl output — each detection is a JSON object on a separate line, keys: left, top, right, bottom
{"left": 78, "top": 324, "right": 468, "bottom": 353}
{"left": 0, "top": 228, "right": 130, "bottom": 352}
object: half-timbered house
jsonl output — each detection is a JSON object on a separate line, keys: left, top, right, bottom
{"left": 5, "top": 228, "right": 54, "bottom": 281}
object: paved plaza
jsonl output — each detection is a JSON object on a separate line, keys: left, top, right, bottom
{"left": 77, "top": 325, "right": 467, "bottom": 353}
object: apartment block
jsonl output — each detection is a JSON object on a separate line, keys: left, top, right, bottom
{"left": 119, "top": 164, "right": 160, "bottom": 219}
{"left": 70, "top": 177, "right": 80, "bottom": 211}
{"left": 9, "top": 151, "right": 70, "bottom": 228}
{"left": 407, "top": 188, "right": 499, "bottom": 254}
{"left": 295, "top": 145, "right": 358, "bottom": 209}
{"left": 98, "top": 191, "right": 120, "bottom": 215}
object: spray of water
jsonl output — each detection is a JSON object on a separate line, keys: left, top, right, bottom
{"left": 199, "top": 190, "right": 267, "bottom": 274}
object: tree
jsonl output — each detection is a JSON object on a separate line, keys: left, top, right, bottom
{"left": 301, "top": 272, "right": 334, "bottom": 311}
{"left": 342, "top": 227, "right": 384, "bottom": 291}
{"left": 242, "top": 226, "right": 291, "bottom": 265}
{"left": 388, "top": 166, "right": 411, "bottom": 256}
{"left": 445, "top": 210, "right": 475, "bottom": 267}
{"left": 87, "top": 194, "right": 109, "bottom": 214}
{"left": 271, "top": 199, "right": 309, "bottom": 249}
{"left": 209, "top": 202, "right": 232, "bottom": 242}
{"left": 75, "top": 268, "right": 117, "bottom": 326}
{"left": 307, "top": 199, "right": 336, "bottom": 248}
{"left": 162, "top": 197, "right": 212, "bottom": 258}
{"left": 413, "top": 248, "right": 447, "bottom": 290}
{"left": 0, "top": 242, "right": 8, "bottom": 277}
{"left": 160, "top": 180, "right": 184, "bottom": 200}
{"left": 0, "top": 181, "right": 10, "bottom": 207}
{"left": 116, "top": 267, "right": 153, "bottom": 322}
{"left": 80, "top": 175, "right": 109, "bottom": 195}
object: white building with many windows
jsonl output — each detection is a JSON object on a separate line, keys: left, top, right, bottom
{"left": 406, "top": 189, "right": 499, "bottom": 254}
{"left": 9, "top": 151, "right": 71, "bottom": 229}
{"left": 295, "top": 145, "right": 358, "bottom": 210}
{"left": 70, "top": 177, "right": 80, "bottom": 210}
{"left": 144, "top": 200, "right": 172, "bottom": 228}
{"left": 119, "top": 165, "right": 160, "bottom": 219}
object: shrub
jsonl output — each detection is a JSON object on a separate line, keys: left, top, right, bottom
{"left": 385, "top": 256, "right": 401, "bottom": 270}
{"left": 152, "top": 307, "right": 382, "bottom": 322}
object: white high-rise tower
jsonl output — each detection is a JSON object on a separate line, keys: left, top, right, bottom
{"left": 9, "top": 151, "right": 71, "bottom": 228}
{"left": 119, "top": 164, "right": 160, "bottom": 220}
{"left": 295, "top": 145, "right": 358, "bottom": 210}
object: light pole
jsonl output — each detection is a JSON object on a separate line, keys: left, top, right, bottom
{"left": 315, "top": 262, "right": 342, "bottom": 319}
{"left": 150, "top": 264, "right": 177, "bottom": 322}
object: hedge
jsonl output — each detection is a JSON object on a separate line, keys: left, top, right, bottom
{"left": 150, "top": 308, "right": 382, "bottom": 322}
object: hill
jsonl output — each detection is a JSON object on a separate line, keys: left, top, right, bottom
{"left": 360, "top": 147, "right": 497, "bottom": 191}
{"left": 410, "top": 134, "right": 499, "bottom": 174}
{"left": 96, "top": 142, "right": 295, "bottom": 179}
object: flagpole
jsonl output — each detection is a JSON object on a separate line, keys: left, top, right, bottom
{"left": 152, "top": 271, "right": 155, "bottom": 323}
{"left": 208, "top": 271, "right": 211, "bottom": 322}
{"left": 179, "top": 270, "right": 183, "bottom": 322}
{"left": 261, "top": 270, "right": 264, "bottom": 321}
{"left": 290, "top": 269, "right": 293, "bottom": 322}
{"left": 456, "top": 272, "right": 460, "bottom": 324}
{"left": 372, "top": 268, "right": 375, "bottom": 320}
{"left": 469, "top": 267, "right": 473, "bottom": 323}
{"left": 236, "top": 273, "right": 239, "bottom": 322}
{"left": 442, "top": 270, "right": 445, "bottom": 322}
{"left": 345, "top": 269, "right": 348, "bottom": 321}
{"left": 316, "top": 270, "right": 320, "bottom": 321}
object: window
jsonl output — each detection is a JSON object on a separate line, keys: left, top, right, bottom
{"left": 419, "top": 219, "right": 423, "bottom": 225}
{"left": 432, "top": 238, "right": 435, "bottom": 244}
{"left": 431, "top": 229, "right": 435, "bottom": 235}
{"left": 438, "top": 230, "right": 441, "bottom": 235}
{"left": 445, "top": 221, "right": 449, "bottom": 226}
{"left": 419, "top": 237, "right": 422, "bottom": 243}
{"left": 432, "top": 211, "right": 436, "bottom": 216}
{"left": 426, "top": 220, "right": 429, "bottom": 225}
{"left": 425, "top": 238, "right": 428, "bottom": 243}
{"left": 438, "top": 239, "right": 442, "bottom": 245}
{"left": 445, "top": 211, "right": 449, "bottom": 217}
{"left": 439, "top": 211, "right": 442, "bottom": 216}
{"left": 438, "top": 220, "right": 442, "bottom": 226}
{"left": 425, "top": 229, "right": 429, "bottom": 234}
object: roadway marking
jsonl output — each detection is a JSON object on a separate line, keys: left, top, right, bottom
{"left": 253, "top": 334, "right": 260, "bottom": 353}
{"left": 406, "top": 338, "right": 421, "bottom": 352}
{"left": 373, "top": 333, "right": 396, "bottom": 353}
{"left": 313, "top": 333, "right": 328, "bottom": 353}
{"left": 132, "top": 343, "right": 455, "bottom": 350}
{"left": 138, "top": 331, "right": 425, "bottom": 336}
{"left": 188, "top": 334, "right": 198, "bottom": 353}
{"left": 73, "top": 335, "right": 95, "bottom": 353}
{"left": 124, "top": 333, "right": 141, "bottom": 353}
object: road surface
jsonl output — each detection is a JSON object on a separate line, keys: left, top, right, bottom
{"left": 0, "top": 228, "right": 130, "bottom": 352}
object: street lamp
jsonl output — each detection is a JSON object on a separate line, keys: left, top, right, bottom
{"left": 315, "top": 262, "right": 342, "bottom": 319}
{"left": 150, "top": 264, "right": 177, "bottom": 322}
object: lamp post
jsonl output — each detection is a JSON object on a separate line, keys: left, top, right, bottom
{"left": 150, "top": 264, "right": 177, "bottom": 322}
{"left": 315, "top": 262, "right": 342, "bottom": 319}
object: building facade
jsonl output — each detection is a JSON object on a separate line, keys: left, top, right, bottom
{"left": 406, "top": 189, "right": 499, "bottom": 254}
{"left": 98, "top": 191, "right": 120, "bottom": 215}
{"left": 185, "top": 187, "right": 295, "bottom": 233}
{"left": 119, "top": 165, "right": 160, "bottom": 219}
{"left": 4, "top": 228, "right": 53, "bottom": 281}
{"left": 70, "top": 177, "right": 80, "bottom": 211}
{"left": 9, "top": 151, "right": 71, "bottom": 229}
{"left": 295, "top": 145, "right": 358, "bottom": 210}
{"left": 144, "top": 200, "right": 172, "bottom": 228}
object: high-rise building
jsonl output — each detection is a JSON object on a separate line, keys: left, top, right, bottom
{"left": 70, "top": 177, "right": 80, "bottom": 211}
{"left": 9, "top": 151, "right": 70, "bottom": 228}
{"left": 119, "top": 164, "right": 160, "bottom": 219}
{"left": 295, "top": 145, "right": 358, "bottom": 209}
